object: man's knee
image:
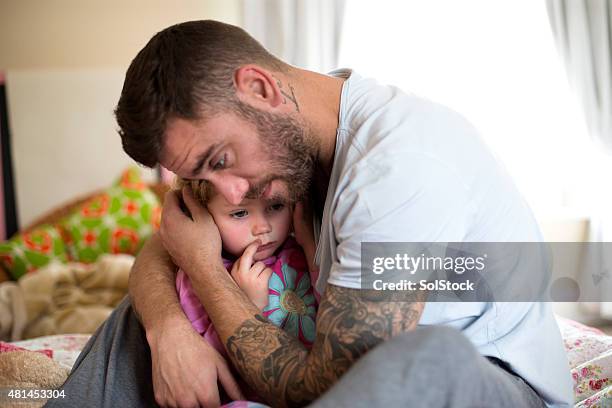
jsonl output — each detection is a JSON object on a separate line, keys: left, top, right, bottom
{"left": 93, "top": 295, "right": 143, "bottom": 344}
{"left": 341, "top": 326, "right": 479, "bottom": 400}
{"left": 109, "top": 296, "right": 138, "bottom": 324}
{"left": 380, "top": 325, "right": 478, "bottom": 364}
{"left": 116, "top": 295, "right": 134, "bottom": 313}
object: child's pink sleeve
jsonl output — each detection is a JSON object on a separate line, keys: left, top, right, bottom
{"left": 175, "top": 269, "right": 227, "bottom": 358}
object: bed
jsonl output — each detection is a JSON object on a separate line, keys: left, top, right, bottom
{"left": 557, "top": 316, "right": 612, "bottom": 406}
{"left": 0, "top": 315, "right": 609, "bottom": 407}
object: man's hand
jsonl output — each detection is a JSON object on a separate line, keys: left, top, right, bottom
{"left": 230, "top": 240, "right": 273, "bottom": 310}
{"left": 160, "top": 187, "right": 223, "bottom": 275}
{"left": 292, "top": 201, "right": 315, "bottom": 252}
{"left": 147, "top": 314, "right": 244, "bottom": 407}
{"left": 292, "top": 200, "right": 319, "bottom": 280}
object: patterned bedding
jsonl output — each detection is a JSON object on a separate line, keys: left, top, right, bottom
{"left": 4, "top": 317, "right": 611, "bottom": 407}
{"left": 557, "top": 317, "right": 612, "bottom": 407}
{"left": 8, "top": 334, "right": 91, "bottom": 370}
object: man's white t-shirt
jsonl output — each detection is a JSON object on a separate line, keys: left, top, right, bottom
{"left": 313, "top": 69, "right": 573, "bottom": 407}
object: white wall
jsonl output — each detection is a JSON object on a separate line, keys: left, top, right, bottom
{"left": 0, "top": 0, "right": 240, "bottom": 69}
{"left": 6, "top": 69, "right": 144, "bottom": 226}
{"left": 0, "top": 0, "right": 240, "bottom": 227}
{"left": 539, "top": 216, "right": 589, "bottom": 320}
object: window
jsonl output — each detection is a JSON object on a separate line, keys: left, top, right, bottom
{"left": 338, "top": 0, "right": 604, "bottom": 218}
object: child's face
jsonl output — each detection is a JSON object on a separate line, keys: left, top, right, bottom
{"left": 206, "top": 193, "right": 292, "bottom": 261}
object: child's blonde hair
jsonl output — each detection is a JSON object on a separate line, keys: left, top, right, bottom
{"left": 175, "top": 178, "right": 214, "bottom": 205}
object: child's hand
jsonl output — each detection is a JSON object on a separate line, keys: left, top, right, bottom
{"left": 230, "top": 240, "right": 273, "bottom": 311}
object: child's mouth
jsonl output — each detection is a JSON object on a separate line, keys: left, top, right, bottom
{"left": 256, "top": 241, "right": 277, "bottom": 252}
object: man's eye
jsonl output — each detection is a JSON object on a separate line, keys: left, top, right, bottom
{"left": 212, "top": 155, "right": 226, "bottom": 170}
{"left": 268, "top": 203, "right": 285, "bottom": 212}
{"left": 231, "top": 210, "right": 248, "bottom": 219}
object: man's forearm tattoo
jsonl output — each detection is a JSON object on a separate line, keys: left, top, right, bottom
{"left": 274, "top": 76, "right": 300, "bottom": 112}
{"left": 226, "top": 285, "right": 425, "bottom": 407}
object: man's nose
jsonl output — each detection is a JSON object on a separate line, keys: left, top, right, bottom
{"left": 210, "top": 175, "right": 249, "bottom": 205}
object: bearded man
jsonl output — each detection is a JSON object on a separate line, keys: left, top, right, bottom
{"left": 46, "top": 20, "right": 572, "bottom": 408}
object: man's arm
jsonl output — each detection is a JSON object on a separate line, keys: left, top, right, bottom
{"left": 128, "top": 232, "right": 182, "bottom": 330}
{"left": 129, "top": 233, "right": 244, "bottom": 406}
{"left": 226, "top": 284, "right": 425, "bottom": 406}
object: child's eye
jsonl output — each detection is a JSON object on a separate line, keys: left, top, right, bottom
{"left": 211, "top": 154, "right": 226, "bottom": 170}
{"left": 268, "top": 203, "right": 285, "bottom": 212}
{"left": 230, "top": 210, "right": 248, "bottom": 219}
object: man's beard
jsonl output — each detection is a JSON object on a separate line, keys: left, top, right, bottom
{"left": 235, "top": 101, "right": 318, "bottom": 203}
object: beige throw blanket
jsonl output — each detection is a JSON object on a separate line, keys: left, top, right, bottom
{"left": 0, "top": 254, "right": 134, "bottom": 341}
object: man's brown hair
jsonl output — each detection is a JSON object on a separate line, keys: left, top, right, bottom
{"left": 115, "top": 20, "right": 287, "bottom": 168}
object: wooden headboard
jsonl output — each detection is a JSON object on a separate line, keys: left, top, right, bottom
{"left": 23, "top": 183, "right": 169, "bottom": 233}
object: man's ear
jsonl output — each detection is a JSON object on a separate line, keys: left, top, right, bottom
{"left": 233, "top": 65, "right": 284, "bottom": 110}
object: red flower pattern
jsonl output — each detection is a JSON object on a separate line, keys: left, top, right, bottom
{"left": 23, "top": 231, "right": 53, "bottom": 253}
{"left": 588, "top": 378, "right": 608, "bottom": 391}
{"left": 151, "top": 206, "right": 161, "bottom": 230}
{"left": 119, "top": 172, "right": 145, "bottom": 190}
{"left": 81, "top": 195, "right": 110, "bottom": 218}
{"left": 124, "top": 200, "right": 138, "bottom": 215}
{"left": 83, "top": 231, "right": 97, "bottom": 246}
{"left": 111, "top": 228, "right": 139, "bottom": 254}
{"left": 0, "top": 254, "right": 14, "bottom": 267}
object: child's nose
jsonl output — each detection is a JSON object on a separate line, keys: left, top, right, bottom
{"left": 252, "top": 217, "right": 272, "bottom": 236}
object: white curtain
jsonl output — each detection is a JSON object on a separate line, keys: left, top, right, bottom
{"left": 579, "top": 217, "right": 612, "bottom": 319}
{"left": 547, "top": 0, "right": 612, "bottom": 152}
{"left": 547, "top": 0, "right": 612, "bottom": 319}
{"left": 241, "top": 0, "right": 346, "bottom": 73}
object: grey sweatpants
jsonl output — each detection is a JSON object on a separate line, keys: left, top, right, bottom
{"left": 45, "top": 297, "right": 546, "bottom": 408}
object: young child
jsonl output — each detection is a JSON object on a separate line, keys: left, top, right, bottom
{"left": 174, "top": 179, "right": 319, "bottom": 369}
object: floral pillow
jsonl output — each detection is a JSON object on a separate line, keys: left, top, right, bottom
{"left": 60, "top": 168, "right": 161, "bottom": 263}
{"left": 0, "top": 225, "right": 69, "bottom": 280}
